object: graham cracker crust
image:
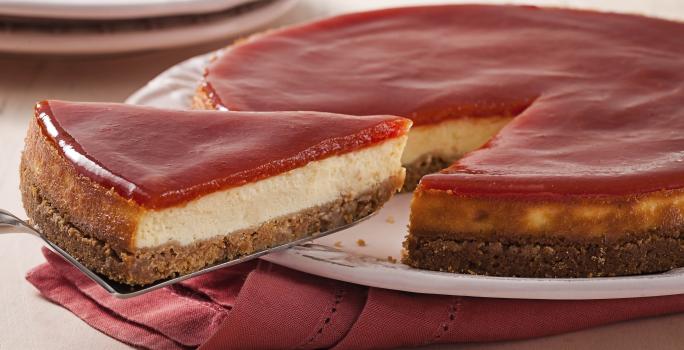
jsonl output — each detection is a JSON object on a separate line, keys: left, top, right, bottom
{"left": 402, "top": 154, "right": 451, "bottom": 192}
{"left": 403, "top": 232, "right": 684, "bottom": 278}
{"left": 192, "top": 85, "right": 216, "bottom": 110}
{"left": 22, "top": 175, "right": 401, "bottom": 285}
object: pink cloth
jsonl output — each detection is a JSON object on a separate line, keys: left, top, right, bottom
{"left": 27, "top": 248, "right": 684, "bottom": 350}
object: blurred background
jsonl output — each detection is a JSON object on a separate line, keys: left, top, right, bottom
{"left": 1, "top": 1, "right": 683, "bottom": 349}
{"left": 1, "top": 0, "right": 680, "bottom": 55}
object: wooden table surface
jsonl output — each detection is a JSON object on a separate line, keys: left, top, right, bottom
{"left": 1, "top": 1, "right": 684, "bottom": 349}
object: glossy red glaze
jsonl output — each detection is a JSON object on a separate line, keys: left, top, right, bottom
{"left": 35, "top": 100, "right": 409, "bottom": 209}
{"left": 205, "top": 5, "right": 684, "bottom": 196}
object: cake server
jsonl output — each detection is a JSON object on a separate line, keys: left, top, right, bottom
{"left": 0, "top": 208, "right": 375, "bottom": 298}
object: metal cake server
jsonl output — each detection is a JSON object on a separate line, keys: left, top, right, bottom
{"left": 0, "top": 208, "right": 375, "bottom": 298}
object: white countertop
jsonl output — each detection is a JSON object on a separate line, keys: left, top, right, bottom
{"left": 1, "top": 1, "right": 684, "bottom": 349}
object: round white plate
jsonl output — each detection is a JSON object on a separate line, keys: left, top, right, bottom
{"left": 0, "top": 0, "right": 297, "bottom": 54}
{"left": 0, "top": 0, "right": 253, "bottom": 20}
{"left": 127, "top": 49, "right": 684, "bottom": 300}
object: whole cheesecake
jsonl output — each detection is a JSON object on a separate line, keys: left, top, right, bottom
{"left": 21, "top": 100, "right": 410, "bottom": 285}
{"left": 197, "top": 5, "right": 684, "bottom": 277}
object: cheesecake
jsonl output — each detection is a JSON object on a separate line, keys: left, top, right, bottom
{"left": 20, "top": 100, "right": 410, "bottom": 285}
{"left": 196, "top": 5, "right": 684, "bottom": 277}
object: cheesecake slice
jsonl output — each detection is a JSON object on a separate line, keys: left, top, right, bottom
{"left": 20, "top": 100, "right": 410, "bottom": 285}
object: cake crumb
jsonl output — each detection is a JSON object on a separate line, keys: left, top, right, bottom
{"left": 334, "top": 241, "right": 343, "bottom": 248}
{"left": 385, "top": 215, "right": 395, "bottom": 224}
{"left": 387, "top": 256, "right": 397, "bottom": 264}
{"left": 356, "top": 239, "right": 366, "bottom": 247}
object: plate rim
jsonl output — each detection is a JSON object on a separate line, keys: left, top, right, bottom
{"left": 261, "top": 246, "right": 684, "bottom": 300}
{"left": 0, "top": 0, "right": 256, "bottom": 20}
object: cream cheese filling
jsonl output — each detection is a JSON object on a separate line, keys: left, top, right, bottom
{"left": 401, "top": 116, "right": 513, "bottom": 165}
{"left": 135, "top": 136, "right": 407, "bottom": 248}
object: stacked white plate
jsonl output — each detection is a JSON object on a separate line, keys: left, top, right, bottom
{"left": 0, "top": 0, "right": 298, "bottom": 54}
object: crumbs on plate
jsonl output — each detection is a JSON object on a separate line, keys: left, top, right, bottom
{"left": 356, "top": 239, "right": 366, "bottom": 247}
{"left": 334, "top": 241, "right": 343, "bottom": 248}
{"left": 385, "top": 215, "right": 395, "bottom": 224}
{"left": 387, "top": 256, "right": 397, "bottom": 264}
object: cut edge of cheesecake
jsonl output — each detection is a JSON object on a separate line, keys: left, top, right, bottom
{"left": 193, "top": 82, "right": 512, "bottom": 192}
{"left": 399, "top": 116, "right": 512, "bottom": 191}
{"left": 20, "top": 102, "right": 410, "bottom": 285}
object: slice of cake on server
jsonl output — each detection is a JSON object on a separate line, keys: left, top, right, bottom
{"left": 20, "top": 100, "right": 411, "bottom": 285}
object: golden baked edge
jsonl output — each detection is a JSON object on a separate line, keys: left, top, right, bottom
{"left": 405, "top": 187, "right": 684, "bottom": 277}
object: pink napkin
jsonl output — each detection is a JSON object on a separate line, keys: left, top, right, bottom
{"left": 27, "top": 248, "right": 684, "bottom": 350}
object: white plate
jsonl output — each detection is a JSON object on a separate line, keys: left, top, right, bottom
{"left": 0, "top": 0, "right": 253, "bottom": 20}
{"left": 0, "top": 0, "right": 297, "bottom": 54}
{"left": 127, "top": 49, "right": 684, "bottom": 300}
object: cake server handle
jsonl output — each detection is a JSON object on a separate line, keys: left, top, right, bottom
{"left": 0, "top": 207, "right": 378, "bottom": 298}
{"left": 0, "top": 209, "right": 39, "bottom": 236}
{"left": 0, "top": 208, "right": 124, "bottom": 295}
